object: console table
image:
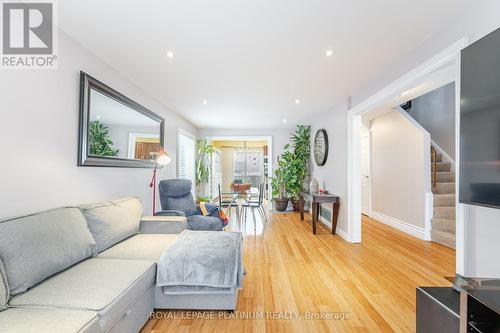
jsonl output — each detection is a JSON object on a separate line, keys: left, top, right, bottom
{"left": 299, "top": 191, "right": 340, "bottom": 235}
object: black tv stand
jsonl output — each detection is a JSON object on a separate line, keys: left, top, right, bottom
{"left": 416, "top": 275, "right": 500, "bottom": 333}
{"left": 460, "top": 281, "right": 500, "bottom": 332}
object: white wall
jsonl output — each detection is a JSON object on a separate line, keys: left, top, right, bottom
{"left": 0, "top": 31, "right": 197, "bottom": 218}
{"left": 347, "top": 1, "right": 500, "bottom": 277}
{"left": 407, "top": 83, "right": 455, "bottom": 160}
{"left": 369, "top": 110, "right": 428, "bottom": 235}
{"left": 308, "top": 102, "right": 348, "bottom": 237}
{"left": 352, "top": 1, "right": 500, "bottom": 106}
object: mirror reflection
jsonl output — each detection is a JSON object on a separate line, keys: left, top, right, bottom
{"left": 88, "top": 89, "right": 161, "bottom": 161}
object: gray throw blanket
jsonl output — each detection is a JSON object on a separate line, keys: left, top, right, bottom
{"left": 156, "top": 230, "right": 244, "bottom": 294}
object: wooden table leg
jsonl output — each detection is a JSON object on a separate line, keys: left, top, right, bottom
{"left": 299, "top": 195, "right": 305, "bottom": 221}
{"left": 331, "top": 201, "right": 340, "bottom": 235}
{"left": 312, "top": 202, "right": 317, "bottom": 234}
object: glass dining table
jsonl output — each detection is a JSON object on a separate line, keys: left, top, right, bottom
{"left": 220, "top": 189, "right": 258, "bottom": 221}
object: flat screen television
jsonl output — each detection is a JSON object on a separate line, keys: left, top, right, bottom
{"left": 460, "top": 27, "right": 500, "bottom": 208}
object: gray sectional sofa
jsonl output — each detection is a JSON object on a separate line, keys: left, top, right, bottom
{"left": 0, "top": 197, "right": 240, "bottom": 333}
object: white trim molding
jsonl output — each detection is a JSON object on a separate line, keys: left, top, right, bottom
{"left": 424, "top": 192, "right": 433, "bottom": 241}
{"left": 318, "top": 210, "right": 349, "bottom": 242}
{"left": 370, "top": 210, "right": 427, "bottom": 240}
{"left": 127, "top": 132, "right": 160, "bottom": 159}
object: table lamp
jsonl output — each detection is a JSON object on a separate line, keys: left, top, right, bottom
{"left": 150, "top": 148, "right": 172, "bottom": 214}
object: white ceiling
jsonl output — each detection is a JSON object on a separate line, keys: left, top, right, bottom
{"left": 59, "top": 0, "right": 470, "bottom": 129}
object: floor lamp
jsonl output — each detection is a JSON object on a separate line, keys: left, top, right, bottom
{"left": 150, "top": 148, "right": 172, "bottom": 214}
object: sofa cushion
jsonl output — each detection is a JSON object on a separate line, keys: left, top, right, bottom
{"left": 0, "top": 260, "right": 8, "bottom": 311}
{"left": 80, "top": 197, "right": 143, "bottom": 252}
{"left": 98, "top": 234, "right": 179, "bottom": 262}
{"left": 10, "top": 258, "right": 155, "bottom": 332}
{"left": 164, "top": 195, "right": 197, "bottom": 217}
{"left": 0, "top": 207, "right": 97, "bottom": 296}
{"left": 187, "top": 215, "right": 224, "bottom": 231}
{"left": 0, "top": 307, "right": 100, "bottom": 333}
{"left": 139, "top": 215, "right": 187, "bottom": 234}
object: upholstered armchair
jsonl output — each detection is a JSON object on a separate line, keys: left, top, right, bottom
{"left": 156, "top": 179, "right": 224, "bottom": 231}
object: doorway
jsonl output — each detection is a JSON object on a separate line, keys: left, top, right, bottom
{"left": 346, "top": 38, "right": 467, "bottom": 275}
{"left": 204, "top": 136, "right": 273, "bottom": 205}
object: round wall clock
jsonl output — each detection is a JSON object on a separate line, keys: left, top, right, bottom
{"left": 314, "top": 129, "right": 329, "bottom": 166}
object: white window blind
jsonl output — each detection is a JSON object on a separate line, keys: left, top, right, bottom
{"left": 177, "top": 131, "right": 196, "bottom": 192}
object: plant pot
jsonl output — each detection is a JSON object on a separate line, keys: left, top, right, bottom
{"left": 291, "top": 199, "right": 301, "bottom": 212}
{"left": 273, "top": 198, "right": 289, "bottom": 212}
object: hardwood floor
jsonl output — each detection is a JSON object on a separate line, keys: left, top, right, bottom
{"left": 142, "top": 212, "right": 455, "bottom": 333}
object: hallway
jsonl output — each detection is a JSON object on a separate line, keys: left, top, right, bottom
{"left": 144, "top": 213, "right": 455, "bottom": 332}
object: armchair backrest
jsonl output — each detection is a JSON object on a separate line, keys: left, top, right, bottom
{"left": 158, "top": 179, "right": 197, "bottom": 216}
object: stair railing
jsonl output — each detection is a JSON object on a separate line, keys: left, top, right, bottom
{"left": 431, "top": 146, "right": 437, "bottom": 188}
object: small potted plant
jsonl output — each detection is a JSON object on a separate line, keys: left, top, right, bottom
{"left": 271, "top": 153, "right": 290, "bottom": 211}
{"left": 271, "top": 170, "right": 288, "bottom": 211}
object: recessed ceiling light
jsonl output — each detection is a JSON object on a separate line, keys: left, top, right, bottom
{"left": 325, "top": 49, "right": 333, "bottom": 57}
{"left": 295, "top": 99, "right": 300, "bottom": 104}
{"left": 166, "top": 51, "right": 174, "bottom": 58}
{"left": 283, "top": 119, "right": 288, "bottom": 123}
{"left": 203, "top": 99, "right": 208, "bottom": 105}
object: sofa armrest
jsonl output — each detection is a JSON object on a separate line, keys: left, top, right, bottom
{"left": 154, "top": 210, "right": 186, "bottom": 217}
{"left": 140, "top": 215, "right": 187, "bottom": 234}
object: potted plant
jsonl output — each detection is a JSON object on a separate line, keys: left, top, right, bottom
{"left": 88, "top": 120, "right": 119, "bottom": 157}
{"left": 288, "top": 125, "right": 311, "bottom": 211}
{"left": 271, "top": 155, "right": 289, "bottom": 211}
{"left": 271, "top": 125, "right": 311, "bottom": 212}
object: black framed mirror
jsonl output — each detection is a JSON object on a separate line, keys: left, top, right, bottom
{"left": 78, "top": 72, "right": 164, "bottom": 168}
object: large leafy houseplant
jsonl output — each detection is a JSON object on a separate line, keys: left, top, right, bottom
{"left": 287, "top": 125, "right": 311, "bottom": 201}
{"left": 88, "top": 120, "right": 119, "bottom": 157}
{"left": 195, "top": 138, "right": 217, "bottom": 185}
{"left": 271, "top": 125, "right": 311, "bottom": 211}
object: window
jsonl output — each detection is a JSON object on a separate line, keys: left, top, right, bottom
{"left": 177, "top": 130, "right": 196, "bottom": 193}
{"left": 233, "top": 149, "right": 264, "bottom": 185}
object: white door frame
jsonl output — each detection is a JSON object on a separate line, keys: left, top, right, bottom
{"left": 204, "top": 135, "right": 273, "bottom": 202}
{"left": 346, "top": 38, "right": 469, "bottom": 275}
{"left": 360, "top": 132, "right": 371, "bottom": 216}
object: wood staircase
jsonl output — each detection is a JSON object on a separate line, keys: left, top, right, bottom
{"left": 431, "top": 147, "right": 456, "bottom": 248}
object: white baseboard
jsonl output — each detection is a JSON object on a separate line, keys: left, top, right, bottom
{"left": 336, "top": 227, "right": 349, "bottom": 241}
{"left": 318, "top": 214, "right": 349, "bottom": 242}
{"left": 424, "top": 192, "right": 433, "bottom": 241}
{"left": 370, "top": 210, "right": 426, "bottom": 240}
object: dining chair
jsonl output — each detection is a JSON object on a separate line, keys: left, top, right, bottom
{"left": 242, "top": 183, "right": 267, "bottom": 223}
{"left": 218, "top": 184, "right": 239, "bottom": 217}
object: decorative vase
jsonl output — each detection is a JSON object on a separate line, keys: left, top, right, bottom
{"left": 310, "top": 178, "right": 319, "bottom": 193}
